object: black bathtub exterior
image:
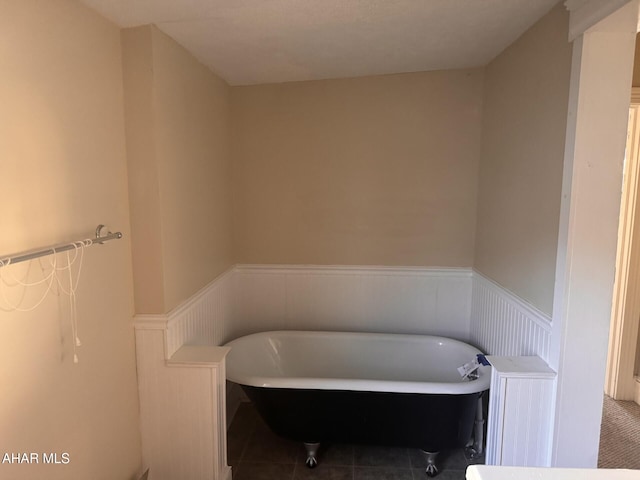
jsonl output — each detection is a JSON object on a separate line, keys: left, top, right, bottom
{"left": 240, "top": 384, "right": 483, "bottom": 452}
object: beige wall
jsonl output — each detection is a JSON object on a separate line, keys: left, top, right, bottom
{"left": 231, "top": 70, "right": 484, "bottom": 266}
{"left": 474, "top": 4, "right": 572, "bottom": 315}
{"left": 0, "top": 1, "right": 141, "bottom": 479}
{"left": 0, "top": 0, "right": 580, "bottom": 477}
{"left": 123, "top": 26, "right": 234, "bottom": 314}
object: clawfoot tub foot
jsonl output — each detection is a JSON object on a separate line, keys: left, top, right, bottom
{"left": 304, "top": 442, "right": 320, "bottom": 468}
{"left": 420, "top": 450, "right": 440, "bottom": 477}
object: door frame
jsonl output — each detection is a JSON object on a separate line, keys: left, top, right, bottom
{"left": 605, "top": 87, "right": 640, "bottom": 401}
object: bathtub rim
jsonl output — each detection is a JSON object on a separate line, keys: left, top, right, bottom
{"left": 225, "top": 330, "right": 490, "bottom": 395}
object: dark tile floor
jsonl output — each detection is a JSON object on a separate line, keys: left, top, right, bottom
{"left": 228, "top": 402, "right": 484, "bottom": 480}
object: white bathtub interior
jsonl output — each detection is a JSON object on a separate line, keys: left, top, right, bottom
{"left": 225, "top": 330, "right": 491, "bottom": 394}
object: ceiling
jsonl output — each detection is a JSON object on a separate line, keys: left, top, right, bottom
{"left": 79, "top": 0, "right": 560, "bottom": 86}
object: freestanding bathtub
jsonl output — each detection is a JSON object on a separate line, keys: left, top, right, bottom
{"left": 225, "top": 330, "right": 490, "bottom": 477}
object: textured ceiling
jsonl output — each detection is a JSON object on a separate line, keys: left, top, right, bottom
{"left": 79, "top": 0, "right": 560, "bottom": 85}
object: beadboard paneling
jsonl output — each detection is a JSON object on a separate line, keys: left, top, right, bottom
{"left": 133, "top": 264, "right": 555, "bottom": 477}
{"left": 230, "top": 265, "right": 473, "bottom": 342}
{"left": 485, "top": 356, "right": 556, "bottom": 467}
{"left": 135, "top": 266, "right": 549, "bottom": 362}
{"left": 471, "top": 272, "right": 552, "bottom": 361}
{"left": 499, "top": 376, "right": 554, "bottom": 466}
{"left": 165, "top": 268, "right": 233, "bottom": 355}
{"left": 135, "top": 329, "right": 232, "bottom": 480}
{"left": 135, "top": 268, "right": 234, "bottom": 359}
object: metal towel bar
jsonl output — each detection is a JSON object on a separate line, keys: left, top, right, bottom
{"left": 0, "top": 225, "right": 122, "bottom": 267}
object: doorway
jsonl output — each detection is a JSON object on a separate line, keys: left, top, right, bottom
{"left": 606, "top": 88, "right": 640, "bottom": 405}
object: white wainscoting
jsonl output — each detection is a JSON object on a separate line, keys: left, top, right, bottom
{"left": 135, "top": 268, "right": 234, "bottom": 359}
{"left": 133, "top": 264, "right": 556, "bottom": 478}
{"left": 471, "top": 275, "right": 556, "bottom": 467}
{"left": 485, "top": 356, "right": 556, "bottom": 467}
{"left": 135, "top": 328, "right": 232, "bottom": 480}
{"left": 230, "top": 265, "right": 473, "bottom": 342}
{"left": 470, "top": 272, "right": 553, "bottom": 362}
{"left": 133, "top": 264, "right": 551, "bottom": 361}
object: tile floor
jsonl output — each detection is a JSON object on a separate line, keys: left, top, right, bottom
{"left": 228, "top": 402, "right": 484, "bottom": 480}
